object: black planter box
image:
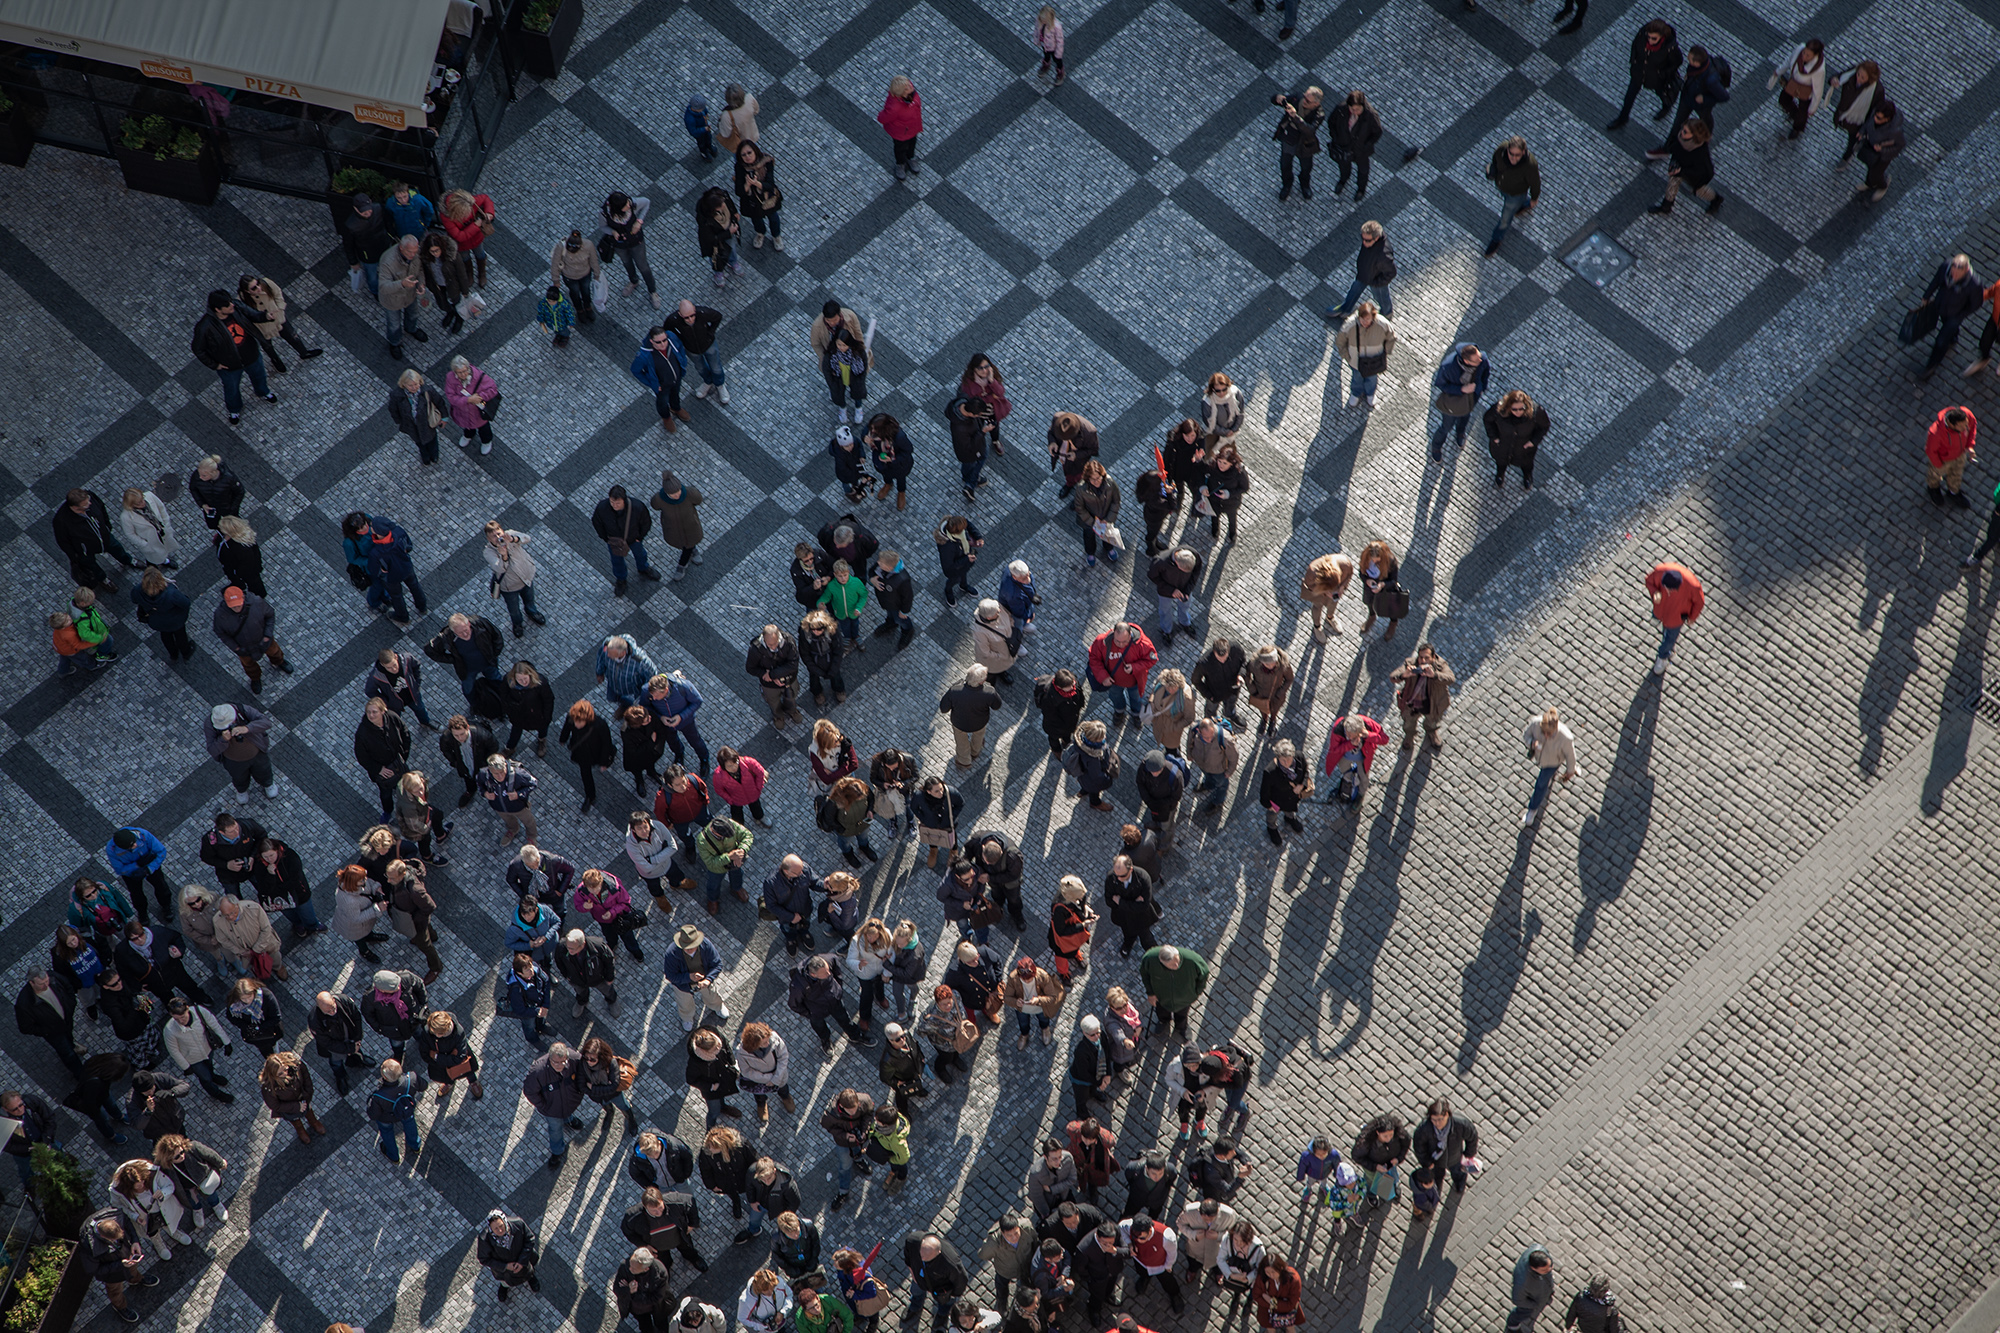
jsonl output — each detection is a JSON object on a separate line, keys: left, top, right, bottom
{"left": 0, "top": 107, "right": 32, "bottom": 168}
{"left": 115, "top": 141, "right": 221, "bottom": 204}
{"left": 512, "top": 0, "right": 582, "bottom": 80}
{"left": 0, "top": 1241, "right": 89, "bottom": 1333}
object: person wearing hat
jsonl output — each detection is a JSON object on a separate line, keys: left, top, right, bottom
{"left": 650, "top": 470, "right": 707, "bottom": 579}
{"left": 203, "top": 701, "right": 277, "bottom": 803}
{"left": 664, "top": 924, "right": 730, "bottom": 1031}
{"left": 674, "top": 1294, "right": 731, "bottom": 1333}
{"left": 1644, "top": 560, "right": 1704, "bottom": 675}
{"left": 830, "top": 423, "right": 874, "bottom": 502}
{"left": 359, "top": 968, "right": 430, "bottom": 1080}
{"left": 875, "top": 1021, "right": 928, "bottom": 1114}
{"left": 1243, "top": 646, "right": 1295, "bottom": 737}
{"left": 1563, "top": 1274, "right": 1624, "bottom": 1333}
{"left": 161, "top": 995, "right": 235, "bottom": 1103}
{"left": 1147, "top": 548, "right": 1203, "bottom": 645}
{"left": 1133, "top": 750, "right": 1186, "bottom": 852}
{"left": 210, "top": 585, "right": 290, "bottom": 694}
{"left": 1509, "top": 1245, "right": 1557, "bottom": 1332}
{"left": 554, "top": 927, "right": 619, "bottom": 1017}
{"left": 1002, "top": 955, "right": 1065, "bottom": 1050}
{"left": 341, "top": 191, "right": 396, "bottom": 296}
{"left": 189, "top": 289, "right": 277, "bottom": 426}
{"left": 477, "top": 1209, "right": 541, "bottom": 1301}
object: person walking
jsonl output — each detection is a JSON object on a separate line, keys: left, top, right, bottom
{"left": 1258, "top": 739, "right": 1312, "bottom": 846}
{"left": 1961, "top": 272, "right": 2000, "bottom": 378}
{"left": 1509, "top": 1246, "right": 1558, "bottom": 1332}
{"left": 733, "top": 142, "right": 784, "bottom": 256}
{"left": 592, "top": 485, "right": 660, "bottom": 596}
{"left": 1429, "top": 342, "right": 1490, "bottom": 461}
{"left": 1645, "top": 117, "right": 1724, "bottom": 216}
{"left": 386, "top": 368, "right": 451, "bottom": 465}
{"left": 600, "top": 192, "right": 660, "bottom": 308}
{"left": 1482, "top": 137, "right": 1540, "bottom": 259}
{"left": 129, "top": 568, "right": 192, "bottom": 662}
{"left": 1645, "top": 561, "right": 1705, "bottom": 673}
{"left": 647, "top": 471, "right": 707, "bottom": 580}
{"left": 1854, "top": 98, "right": 1906, "bottom": 203}
{"left": 1830, "top": 60, "right": 1884, "bottom": 164}
{"left": 1768, "top": 38, "right": 1827, "bottom": 140}
{"left": 426, "top": 612, "right": 505, "bottom": 702}
{"left": 878, "top": 76, "right": 924, "bottom": 179}
{"left": 1485, "top": 389, "right": 1551, "bottom": 487}
{"left": 1522, "top": 708, "right": 1578, "bottom": 825}
{"left": 549, "top": 229, "right": 601, "bottom": 324}
{"left": 1271, "top": 86, "right": 1323, "bottom": 201}
{"left": 939, "top": 666, "right": 1006, "bottom": 769}
{"left": 210, "top": 585, "right": 290, "bottom": 694}
{"left": 1328, "top": 222, "right": 1396, "bottom": 324}
{"left": 189, "top": 290, "right": 276, "bottom": 425}
{"left": 1915, "top": 255, "right": 1984, "bottom": 381}
{"left": 481, "top": 521, "right": 544, "bottom": 637}
{"left": 1606, "top": 19, "right": 1681, "bottom": 129}
{"left": 346, "top": 513, "right": 427, "bottom": 624}
{"left": 1326, "top": 90, "right": 1383, "bottom": 200}
{"left": 1032, "top": 6, "right": 1067, "bottom": 82}
{"left": 1390, "top": 644, "right": 1454, "bottom": 752}
{"left": 416, "top": 229, "right": 473, "bottom": 335}
{"left": 53, "top": 488, "right": 134, "bottom": 592}
{"left": 632, "top": 324, "right": 693, "bottom": 435}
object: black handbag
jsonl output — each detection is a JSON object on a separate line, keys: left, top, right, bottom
{"left": 865, "top": 1137, "right": 893, "bottom": 1164}
{"left": 346, "top": 563, "right": 373, "bottom": 590}
{"left": 1899, "top": 302, "right": 1938, "bottom": 345}
{"left": 618, "top": 906, "right": 648, "bottom": 931}
{"left": 479, "top": 391, "right": 502, "bottom": 423}
{"left": 1381, "top": 583, "right": 1412, "bottom": 620}
{"left": 596, "top": 235, "right": 616, "bottom": 264}
{"left": 1356, "top": 352, "right": 1388, "bottom": 375}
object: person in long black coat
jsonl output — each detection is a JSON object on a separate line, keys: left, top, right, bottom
{"left": 1483, "top": 390, "right": 1552, "bottom": 490}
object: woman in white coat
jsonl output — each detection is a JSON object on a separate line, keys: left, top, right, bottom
{"left": 119, "top": 488, "right": 179, "bottom": 567}
{"left": 1768, "top": 38, "right": 1828, "bottom": 140}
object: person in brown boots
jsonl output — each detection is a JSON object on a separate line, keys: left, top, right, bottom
{"left": 258, "top": 1051, "right": 328, "bottom": 1144}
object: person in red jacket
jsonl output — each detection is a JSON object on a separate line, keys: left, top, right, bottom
{"left": 439, "top": 189, "right": 498, "bottom": 289}
{"left": 1321, "top": 713, "right": 1386, "bottom": 806}
{"left": 1645, "top": 561, "right": 1705, "bottom": 675}
{"left": 1087, "top": 623, "right": 1158, "bottom": 725}
{"left": 878, "top": 76, "right": 924, "bottom": 181}
{"left": 1925, "top": 405, "right": 1978, "bottom": 509}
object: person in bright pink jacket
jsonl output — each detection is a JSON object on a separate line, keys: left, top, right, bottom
{"left": 1321, "top": 713, "right": 1386, "bottom": 806}
{"left": 878, "top": 76, "right": 924, "bottom": 181}
{"left": 441, "top": 356, "right": 501, "bottom": 454}
{"left": 711, "top": 748, "right": 770, "bottom": 827}
{"left": 571, "top": 868, "right": 642, "bottom": 960}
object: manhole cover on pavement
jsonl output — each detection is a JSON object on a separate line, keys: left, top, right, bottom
{"left": 1564, "top": 230, "right": 1636, "bottom": 288}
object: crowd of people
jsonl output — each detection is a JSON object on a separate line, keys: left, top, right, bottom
{"left": 27, "top": 5, "right": 1978, "bottom": 1330}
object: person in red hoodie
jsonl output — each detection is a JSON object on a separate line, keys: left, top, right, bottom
{"left": 1645, "top": 561, "right": 1705, "bottom": 675}
{"left": 1321, "top": 713, "right": 1386, "bottom": 806}
{"left": 439, "top": 189, "right": 498, "bottom": 289}
{"left": 1925, "top": 405, "right": 1978, "bottom": 509}
{"left": 1087, "top": 623, "right": 1158, "bottom": 725}
{"left": 878, "top": 76, "right": 924, "bottom": 181}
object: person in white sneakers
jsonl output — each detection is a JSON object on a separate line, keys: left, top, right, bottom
{"left": 673, "top": 301, "right": 730, "bottom": 406}
{"left": 1522, "top": 708, "right": 1577, "bottom": 825}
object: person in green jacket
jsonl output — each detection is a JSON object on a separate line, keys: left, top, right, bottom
{"left": 793, "top": 1285, "right": 855, "bottom": 1333}
{"left": 71, "top": 587, "right": 119, "bottom": 662}
{"left": 871, "top": 1103, "right": 912, "bottom": 1189}
{"left": 695, "top": 816, "right": 755, "bottom": 910}
{"left": 816, "top": 559, "right": 870, "bottom": 646}
{"left": 1138, "top": 944, "right": 1209, "bottom": 1042}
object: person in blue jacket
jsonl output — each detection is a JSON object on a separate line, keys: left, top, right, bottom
{"left": 504, "top": 950, "right": 554, "bottom": 1048}
{"left": 631, "top": 327, "right": 691, "bottom": 434}
{"left": 343, "top": 512, "right": 426, "bottom": 624}
{"left": 1427, "top": 343, "right": 1491, "bottom": 463}
{"left": 684, "top": 96, "right": 716, "bottom": 161}
{"left": 504, "top": 894, "right": 562, "bottom": 965}
{"left": 130, "top": 567, "right": 194, "bottom": 663}
{"left": 645, "top": 671, "right": 711, "bottom": 772}
{"left": 381, "top": 181, "right": 437, "bottom": 240}
{"left": 105, "top": 827, "right": 174, "bottom": 923}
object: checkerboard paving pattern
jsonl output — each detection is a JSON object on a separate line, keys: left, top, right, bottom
{"left": 5, "top": 0, "right": 2000, "bottom": 1329}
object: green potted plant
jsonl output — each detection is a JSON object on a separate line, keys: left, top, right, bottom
{"left": 114, "top": 112, "right": 220, "bottom": 203}
{"left": 327, "top": 163, "right": 393, "bottom": 229}
{"left": 29, "top": 1145, "right": 93, "bottom": 1242}
{"left": 0, "top": 88, "right": 30, "bottom": 169}
{"left": 0, "top": 1238, "right": 89, "bottom": 1333}
{"left": 511, "top": 0, "right": 583, "bottom": 80}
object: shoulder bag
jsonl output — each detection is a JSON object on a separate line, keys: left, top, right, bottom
{"left": 1437, "top": 392, "right": 1474, "bottom": 417}
{"left": 606, "top": 502, "right": 634, "bottom": 558}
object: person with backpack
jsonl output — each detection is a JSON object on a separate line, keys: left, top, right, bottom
{"left": 1646, "top": 44, "right": 1730, "bottom": 157}
{"left": 632, "top": 325, "right": 693, "bottom": 435}
{"left": 367, "top": 1058, "right": 422, "bottom": 1164}
{"left": 80, "top": 1207, "right": 162, "bottom": 1324}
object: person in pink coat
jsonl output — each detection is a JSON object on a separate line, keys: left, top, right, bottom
{"left": 711, "top": 747, "right": 770, "bottom": 827}
{"left": 441, "top": 355, "right": 501, "bottom": 455}
{"left": 571, "top": 867, "right": 643, "bottom": 960}
{"left": 1321, "top": 713, "right": 1386, "bottom": 807}
{"left": 878, "top": 76, "right": 924, "bottom": 180}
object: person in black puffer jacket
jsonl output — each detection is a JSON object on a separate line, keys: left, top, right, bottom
{"left": 1607, "top": 19, "right": 1682, "bottom": 129}
{"left": 1351, "top": 1113, "right": 1410, "bottom": 1208}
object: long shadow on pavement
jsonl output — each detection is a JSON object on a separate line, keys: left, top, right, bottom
{"left": 1573, "top": 674, "right": 1662, "bottom": 955}
{"left": 1455, "top": 828, "right": 1543, "bottom": 1076}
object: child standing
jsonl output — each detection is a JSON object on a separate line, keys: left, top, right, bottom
{"left": 683, "top": 95, "right": 716, "bottom": 162}
{"left": 870, "top": 1104, "right": 911, "bottom": 1191}
{"left": 69, "top": 588, "right": 118, "bottom": 663}
{"left": 537, "top": 285, "right": 576, "bottom": 348}
{"left": 1296, "top": 1136, "right": 1336, "bottom": 1204}
{"left": 877, "top": 76, "right": 924, "bottom": 180}
{"left": 829, "top": 425, "right": 874, "bottom": 503}
{"left": 1410, "top": 1164, "right": 1441, "bottom": 1222}
{"left": 824, "top": 327, "right": 870, "bottom": 424}
{"left": 51, "top": 612, "right": 100, "bottom": 674}
{"left": 1033, "top": 7, "right": 1066, "bottom": 84}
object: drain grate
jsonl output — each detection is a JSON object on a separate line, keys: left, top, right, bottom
{"left": 1968, "top": 687, "right": 2000, "bottom": 726}
{"left": 1564, "top": 230, "right": 1637, "bottom": 288}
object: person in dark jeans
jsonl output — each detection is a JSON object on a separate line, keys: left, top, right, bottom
{"left": 1606, "top": 19, "right": 1682, "bottom": 129}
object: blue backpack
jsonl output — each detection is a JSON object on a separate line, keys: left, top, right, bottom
{"left": 368, "top": 1077, "right": 415, "bottom": 1123}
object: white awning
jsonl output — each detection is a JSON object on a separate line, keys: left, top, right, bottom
{"left": 0, "top": 0, "right": 452, "bottom": 128}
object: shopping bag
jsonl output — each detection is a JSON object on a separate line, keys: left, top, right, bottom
{"left": 348, "top": 268, "right": 366, "bottom": 294}
{"left": 457, "top": 293, "right": 487, "bottom": 321}
{"left": 591, "top": 276, "right": 609, "bottom": 311}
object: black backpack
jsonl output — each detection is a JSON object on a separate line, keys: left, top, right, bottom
{"left": 786, "top": 961, "right": 815, "bottom": 1016}
{"left": 1712, "top": 54, "right": 1732, "bottom": 87}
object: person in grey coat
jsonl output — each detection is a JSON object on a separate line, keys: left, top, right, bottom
{"left": 1508, "top": 1245, "right": 1556, "bottom": 1332}
{"left": 387, "top": 370, "right": 453, "bottom": 465}
{"left": 377, "top": 234, "right": 430, "bottom": 360}
{"left": 211, "top": 585, "right": 291, "bottom": 693}
{"left": 206, "top": 701, "right": 277, "bottom": 800}
{"left": 1028, "top": 1139, "right": 1079, "bottom": 1221}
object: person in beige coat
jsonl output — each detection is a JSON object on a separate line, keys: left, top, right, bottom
{"left": 1389, "top": 645, "right": 1454, "bottom": 751}
{"left": 1243, "top": 647, "right": 1294, "bottom": 736}
{"left": 1522, "top": 707, "right": 1577, "bottom": 826}
{"left": 376, "top": 235, "right": 429, "bottom": 361}
{"left": 716, "top": 84, "right": 761, "bottom": 152}
{"left": 1299, "top": 552, "right": 1355, "bottom": 640}
{"left": 482, "top": 521, "right": 545, "bottom": 639}
{"left": 1000, "top": 956, "right": 1065, "bottom": 1049}
{"left": 212, "top": 893, "right": 286, "bottom": 981}
{"left": 549, "top": 230, "right": 602, "bottom": 324}
{"left": 1183, "top": 715, "right": 1240, "bottom": 813}
{"left": 119, "top": 488, "right": 179, "bottom": 567}
{"left": 1335, "top": 302, "right": 1396, "bottom": 409}
{"left": 1146, "top": 668, "right": 1198, "bottom": 754}
{"left": 180, "top": 885, "right": 223, "bottom": 962}
{"left": 971, "top": 599, "right": 1018, "bottom": 684}
{"left": 235, "top": 274, "right": 321, "bottom": 370}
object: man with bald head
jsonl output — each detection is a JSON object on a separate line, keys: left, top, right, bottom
{"left": 904, "top": 1231, "right": 969, "bottom": 1331}
{"left": 745, "top": 623, "right": 804, "bottom": 726}
{"left": 669, "top": 299, "right": 729, "bottom": 405}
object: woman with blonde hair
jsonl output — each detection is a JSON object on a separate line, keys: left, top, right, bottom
{"left": 877, "top": 75, "right": 924, "bottom": 180}
{"left": 1482, "top": 388, "right": 1551, "bottom": 490}
{"left": 698, "top": 1123, "right": 755, "bottom": 1217}
{"left": 1356, "top": 539, "right": 1404, "bottom": 640}
{"left": 119, "top": 488, "right": 178, "bottom": 567}
{"left": 1299, "top": 552, "right": 1356, "bottom": 640}
{"left": 152, "top": 1132, "right": 228, "bottom": 1231}
{"left": 1335, "top": 297, "right": 1396, "bottom": 409}
{"left": 446, "top": 358, "right": 502, "bottom": 456}
{"left": 1146, "top": 667, "right": 1197, "bottom": 754}
{"left": 393, "top": 770, "right": 449, "bottom": 865}
{"left": 1199, "top": 371, "right": 1243, "bottom": 446}
{"left": 738, "top": 1266, "right": 794, "bottom": 1333}
{"left": 1033, "top": 5, "right": 1066, "bottom": 82}
{"left": 558, "top": 699, "right": 615, "bottom": 813}
{"left": 214, "top": 515, "right": 264, "bottom": 596}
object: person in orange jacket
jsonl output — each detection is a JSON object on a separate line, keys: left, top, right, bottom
{"left": 1925, "top": 405, "right": 1978, "bottom": 508}
{"left": 1962, "top": 278, "right": 2000, "bottom": 378}
{"left": 1645, "top": 562, "right": 1705, "bottom": 675}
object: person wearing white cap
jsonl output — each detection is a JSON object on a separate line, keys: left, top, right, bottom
{"left": 877, "top": 1021, "right": 927, "bottom": 1113}
{"left": 204, "top": 701, "right": 277, "bottom": 803}
{"left": 829, "top": 424, "right": 873, "bottom": 503}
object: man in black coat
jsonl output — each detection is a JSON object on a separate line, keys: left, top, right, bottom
{"left": 1607, "top": 19, "right": 1682, "bottom": 129}
{"left": 1189, "top": 637, "right": 1246, "bottom": 724}
{"left": 870, "top": 551, "right": 917, "bottom": 648}
{"left": 1270, "top": 87, "right": 1323, "bottom": 201}
{"left": 948, "top": 395, "right": 994, "bottom": 499}
{"left": 622, "top": 1185, "right": 706, "bottom": 1271}
{"left": 1325, "top": 90, "right": 1384, "bottom": 199}
{"left": 437, "top": 713, "right": 500, "bottom": 805}
{"left": 476, "top": 1210, "right": 541, "bottom": 1301}
{"left": 1039, "top": 1199, "right": 1107, "bottom": 1256}
{"left": 1327, "top": 221, "right": 1397, "bottom": 320}
{"left": 1073, "top": 1224, "right": 1127, "bottom": 1322}
{"left": 15, "top": 969, "right": 85, "bottom": 1077}
{"left": 115, "top": 921, "right": 211, "bottom": 1006}
{"left": 340, "top": 192, "right": 397, "bottom": 296}
{"left": 359, "top": 969, "right": 429, "bottom": 1080}
{"left": 938, "top": 667, "right": 1005, "bottom": 770}
{"left": 790, "top": 953, "right": 876, "bottom": 1052}
{"left": 904, "top": 1231, "right": 970, "bottom": 1331}
{"left": 591, "top": 484, "right": 661, "bottom": 594}
{"left": 1133, "top": 752, "right": 1185, "bottom": 848}
{"left": 1919, "top": 253, "right": 1985, "bottom": 380}
{"left": 964, "top": 829, "right": 1026, "bottom": 930}
{"left": 553, "top": 929, "right": 618, "bottom": 1017}
{"left": 1120, "top": 1150, "right": 1176, "bottom": 1222}
{"left": 745, "top": 624, "right": 805, "bottom": 726}
{"left": 1146, "top": 548, "right": 1204, "bottom": 647}
{"left": 425, "top": 613, "right": 505, "bottom": 699}
{"left": 189, "top": 290, "right": 274, "bottom": 425}
{"left": 51, "top": 488, "right": 134, "bottom": 591}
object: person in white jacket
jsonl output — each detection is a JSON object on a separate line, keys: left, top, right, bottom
{"left": 119, "top": 488, "right": 179, "bottom": 567}
{"left": 738, "top": 1267, "right": 794, "bottom": 1333}
{"left": 1767, "top": 38, "right": 1828, "bottom": 140}
{"left": 110, "top": 1158, "right": 188, "bottom": 1256}
{"left": 161, "top": 997, "right": 236, "bottom": 1104}
{"left": 733, "top": 1021, "right": 793, "bottom": 1122}
{"left": 674, "top": 1296, "right": 729, "bottom": 1333}
{"left": 1522, "top": 707, "right": 1578, "bottom": 826}
{"left": 624, "top": 812, "right": 683, "bottom": 906}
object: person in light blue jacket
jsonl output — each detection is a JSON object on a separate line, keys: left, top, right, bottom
{"left": 503, "top": 895, "right": 562, "bottom": 965}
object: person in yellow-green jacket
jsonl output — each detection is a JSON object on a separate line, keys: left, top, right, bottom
{"left": 793, "top": 1285, "right": 855, "bottom": 1333}
{"left": 871, "top": 1103, "right": 911, "bottom": 1191}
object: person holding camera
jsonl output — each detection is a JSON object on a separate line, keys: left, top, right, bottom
{"left": 1389, "top": 645, "right": 1455, "bottom": 752}
{"left": 1271, "top": 87, "right": 1324, "bottom": 201}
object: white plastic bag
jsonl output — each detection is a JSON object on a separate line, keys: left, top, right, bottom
{"left": 457, "top": 292, "right": 487, "bottom": 321}
{"left": 590, "top": 276, "right": 609, "bottom": 311}
{"left": 348, "top": 268, "right": 366, "bottom": 294}
{"left": 1094, "top": 520, "right": 1125, "bottom": 551}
